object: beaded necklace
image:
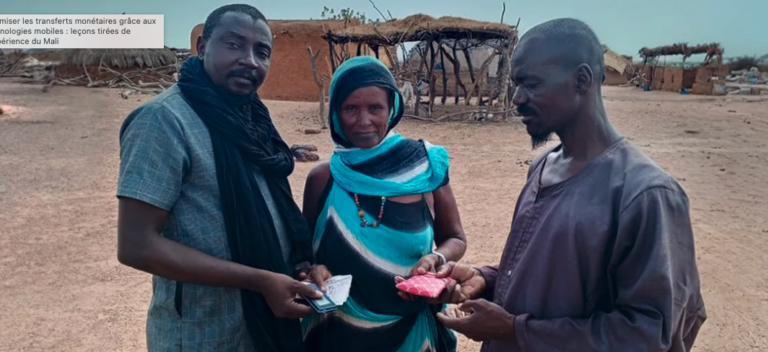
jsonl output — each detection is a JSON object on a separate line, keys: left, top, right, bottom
{"left": 353, "top": 193, "right": 386, "bottom": 227}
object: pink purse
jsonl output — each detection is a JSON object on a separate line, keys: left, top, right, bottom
{"left": 395, "top": 273, "right": 452, "bottom": 298}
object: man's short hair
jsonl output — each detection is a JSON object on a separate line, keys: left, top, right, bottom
{"left": 201, "top": 4, "right": 267, "bottom": 40}
{"left": 520, "top": 18, "right": 605, "bottom": 80}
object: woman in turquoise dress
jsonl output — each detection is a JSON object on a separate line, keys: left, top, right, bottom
{"left": 300, "top": 56, "right": 468, "bottom": 352}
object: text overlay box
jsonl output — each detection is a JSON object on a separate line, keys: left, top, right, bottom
{"left": 0, "top": 15, "right": 164, "bottom": 49}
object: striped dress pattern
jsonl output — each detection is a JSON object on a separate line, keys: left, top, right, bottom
{"left": 302, "top": 136, "right": 457, "bottom": 352}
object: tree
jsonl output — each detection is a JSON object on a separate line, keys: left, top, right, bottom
{"left": 319, "top": 6, "right": 380, "bottom": 24}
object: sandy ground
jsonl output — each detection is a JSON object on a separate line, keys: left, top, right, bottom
{"left": 1, "top": 80, "right": 767, "bottom": 352}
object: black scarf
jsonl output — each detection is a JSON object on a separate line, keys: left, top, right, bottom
{"left": 177, "top": 56, "right": 312, "bottom": 352}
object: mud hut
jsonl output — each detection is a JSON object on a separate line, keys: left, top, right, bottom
{"left": 189, "top": 19, "right": 389, "bottom": 101}
{"left": 324, "top": 14, "right": 518, "bottom": 118}
{"left": 602, "top": 45, "right": 631, "bottom": 86}
{"left": 637, "top": 43, "right": 726, "bottom": 94}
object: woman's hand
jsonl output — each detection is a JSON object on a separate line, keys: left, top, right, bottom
{"left": 394, "top": 253, "right": 442, "bottom": 301}
{"left": 298, "top": 264, "right": 332, "bottom": 291}
{"left": 411, "top": 253, "right": 441, "bottom": 276}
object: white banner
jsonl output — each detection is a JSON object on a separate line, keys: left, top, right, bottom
{"left": 0, "top": 15, "right": 164, "bottom": 49}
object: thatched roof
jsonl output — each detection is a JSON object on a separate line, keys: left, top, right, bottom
{"left": 27, "top": 50, "right": 63, "bottom": 62}
{"left": 603, "top": 45, "right": 630, "bottom": 74}
{"left": 58, "top": 49, "right": 178, "bottom": 68}
{"left": 638, "top": 43, "right": 723, "bottom": 59}
{"left": 271, "top": 18, "right": 359, "bottom": 32}
{"left": 323, "top": 14, "right": 516, "bottom": 45}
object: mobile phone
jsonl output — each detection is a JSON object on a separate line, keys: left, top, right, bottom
{"left": 300, "top": 283, "right": 337, "bottom": 313}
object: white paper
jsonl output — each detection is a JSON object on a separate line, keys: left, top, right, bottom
{"left": 296, "top": 275, "right": 353, "bottom": 307}
{"left": 324, "top": 275, "right": 352, "bottom": 306}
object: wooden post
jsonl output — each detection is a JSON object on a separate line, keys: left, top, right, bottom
{"left": 382, "top": 45, "right": 398, "bottom": 77}
{"left": 444, "top": 43, "right": 467, "bottom": 105}
{"left": 463, "top": 42, "right": 478, "bottom": 105}
{"left": 493, "top": 44, "right": 507, "bottom": 102}
{"left": 372, "top": 44, "right": 380, "bottom": 59}
{"left": 328, "top": 38, "right": 337, "bottom": 73}
{"left": 414, "top": 45, "right": 427, "bottom": 116}
{"left": 428, "top": 38, "right": 437, "bottom": 118}
{"left": 498, "top": 38, "right": 513, "bottom": 115}
{"left": 439, "top": 42, "right": 448, "bottom": 105}
{"left": 307, "top": 45, "right": 327, "bottom": 129}
{"left": 467, "top": 52, "right": 497, "bottom": 107}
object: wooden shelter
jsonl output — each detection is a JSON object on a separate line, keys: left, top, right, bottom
{"left": 637, "top": 43, "right": 726, "bottom": 95}
{"left": 0, "top": 48, "right": 180, "bottom": 94}
{"left": 324, "top": 14, "right": 515, "bottom": 46}
{"left": 403, "top": 40, "right": 502, "bottom": 97}
{"left": 322, "top": 14, "right": 518, "bottom": 119}
{"left": 639, "top": 43, "right": 724, "bottom": 64}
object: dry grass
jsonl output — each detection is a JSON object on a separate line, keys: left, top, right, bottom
{"left": 58, "top": 49, "right": 178, "bottom": 69}
{"left": 324, "top": 14, "right": 516, "bottom": 44}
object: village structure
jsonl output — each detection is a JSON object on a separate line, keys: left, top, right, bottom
{"left": 1, "top": 13, "right": 767, "bottom": 119}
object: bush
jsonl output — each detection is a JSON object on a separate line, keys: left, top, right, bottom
{"left": 728, "top": 55, "right": 760, "bottom": 71}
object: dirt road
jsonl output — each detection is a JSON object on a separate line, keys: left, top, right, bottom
{"left": 1, "top": 80, "right": 766, "bottom": 351}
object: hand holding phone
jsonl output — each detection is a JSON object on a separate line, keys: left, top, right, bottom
{"left": 300, "top": 282, "right": 338, "bottom": 313}
{"left": 262, "top": 273, "right": 322, "bottom": 319}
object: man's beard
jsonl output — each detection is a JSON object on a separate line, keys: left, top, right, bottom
{"left": 517, "top": 104, "right": 552, "bottom": 150}
{"left": 531, "top": 132, "right": 552, "bottom": 150}
{"left": 528, "top": 124, "right": 553, "bottom": 150}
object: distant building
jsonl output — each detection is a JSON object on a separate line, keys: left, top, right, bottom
{"left": 603, "top": 45, "right": 632, "bottom": 86}
{"left": 189, "top": 19, "right": 393, "bottom": 101}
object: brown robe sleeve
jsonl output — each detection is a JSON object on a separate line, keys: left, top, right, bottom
{"left": 477, "top": 266, "right": 498, "bottom": 301}
{"left": 512, "top": 186, "right": 706, "bottom": 351}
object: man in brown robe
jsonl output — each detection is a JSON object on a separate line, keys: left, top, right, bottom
{"left": 434, "top": 18, "right": 707, "bottom": 351}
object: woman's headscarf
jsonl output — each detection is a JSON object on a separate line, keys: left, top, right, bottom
{"left": 327, "top": 56, "right": 405, "bottom": 148}
{"left": 327, "top": 56, "right": 450, "bottom": 197}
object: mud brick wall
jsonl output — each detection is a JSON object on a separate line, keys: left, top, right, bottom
{"left": 691, "top": 82, "right": 714, "bottom": 95}
{"left": 634, "top": 64, "right": 728, "bottom": 95}
{"left": 603, "top": 68, "right": 628, "bottom": 85}
{"left": 695, "top": 64, "right": 729, "bottom": 83}
{"left": 660, "top": 67, "right": 684, "bottom": 92}
{"left": 691, "top": 64, "right": 729, "bottom": 95}
{"left": 190, "top": 20, "right": 359, "bottom": 102}
{"left": 683, "top": 68, "right": 698, "bottom": 89}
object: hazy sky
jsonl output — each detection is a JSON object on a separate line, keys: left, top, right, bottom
{"left": 4, "top": 0, "right": 764, "bottom": 59}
